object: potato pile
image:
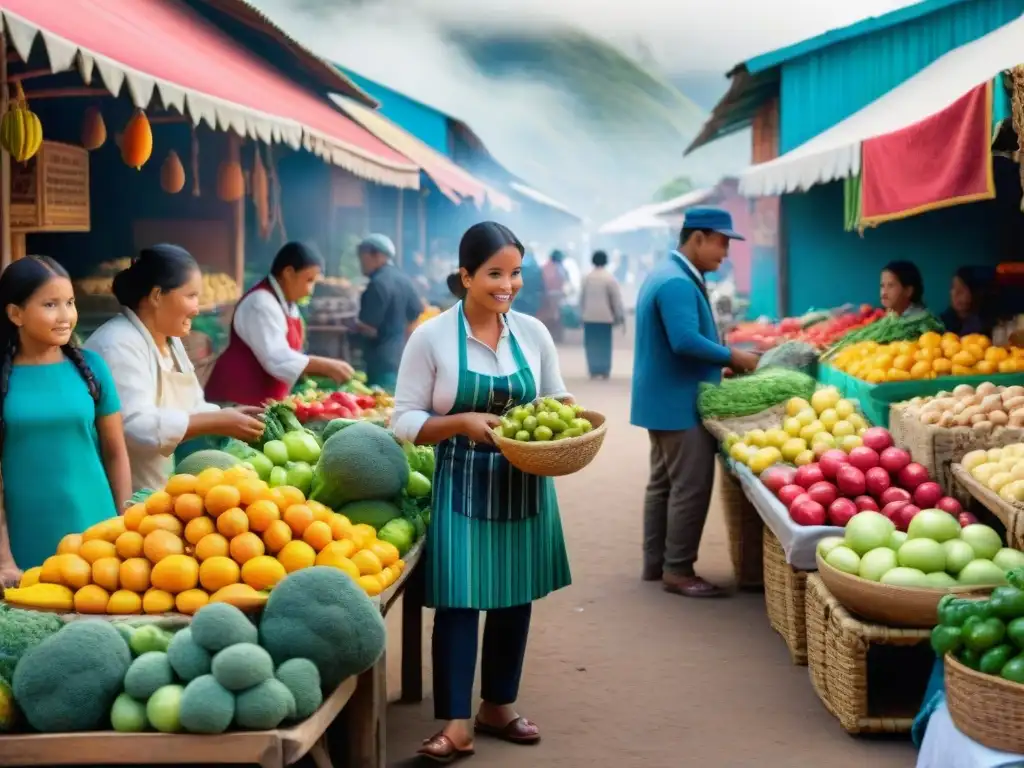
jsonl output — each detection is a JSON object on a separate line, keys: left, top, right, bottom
{"left": 909, "top": 382, "right": 1024, "bottom": 430}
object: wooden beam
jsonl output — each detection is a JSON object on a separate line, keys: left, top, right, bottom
{"left": 22, "top": 88, "right": 109, "bottom": 100}
{"left": 7, "top": 69, "right": 53, "bottom": 83}
{"left": 0, "top": 35, "right": 11, "bottom": 268}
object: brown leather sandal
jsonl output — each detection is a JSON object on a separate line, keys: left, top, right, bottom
{"left": 417, "top": 732, "right": 475, "bottom": 764}
{"left": 474, "top": 716, "right": 541, "bottom": 744}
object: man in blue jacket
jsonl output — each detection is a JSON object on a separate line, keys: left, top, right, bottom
{"left": 631, "top": 208, "right": 759, "bottom": 598}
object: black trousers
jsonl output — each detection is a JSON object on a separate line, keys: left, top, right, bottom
{"left": 432, "top": 604, "right": 532, "bottom": 720}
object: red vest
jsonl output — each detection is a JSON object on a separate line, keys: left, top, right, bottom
{"left": 204, "top": 278, "right": 305, "bottom": 406}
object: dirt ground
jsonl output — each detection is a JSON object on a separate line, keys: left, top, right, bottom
{"left": 381, "top": 340, "right": 918, "bottom": 768}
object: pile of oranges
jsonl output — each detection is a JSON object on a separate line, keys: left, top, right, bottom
{"left": 21, "top": 465, "right": 406, "bottom": 616}
{"left": 832, "top": 332, "right": 1024, "bottom": 384}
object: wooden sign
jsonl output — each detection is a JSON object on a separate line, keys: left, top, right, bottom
{"left": 11, "top": 141, "right": 91, "bottom": 232}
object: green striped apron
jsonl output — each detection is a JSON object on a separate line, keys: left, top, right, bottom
{"left": 426, "top": 310, "right": 572, "bottom": 610}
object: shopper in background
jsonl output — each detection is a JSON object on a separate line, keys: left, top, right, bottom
{"left": 355, "top": 234, "right": 424, "bottom": 392}
{"left": 0, "top": 256, "right": 130, "bottom": 581}
{"left": 513, "top": 248, "right": 544, "bottom": 317}
{"left": 631, "top": 208, "right": 759, "bottom": 598}
{"left": 87, "top": 245, "right": 264, "bottom": 491}
{"left": 205, "top": 241, "right": 353, "bottom": 407}
{"left": 941, "top": 266, "right": 997, "bottom": 337}
{"left": 880, "top": 260, "right": 928, "bottom": 318}
{"left": 580, "top": 250, "right": 625, "bottom": 379}
{"left": 538, "top": 249, "right": 567, "bottom": 343}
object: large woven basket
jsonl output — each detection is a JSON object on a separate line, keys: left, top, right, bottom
{"left": 946, "top": 653, "right": 1024, "bottom": 753}
{"left": 702, "top": 403, "right": 786, "bottom": 443}
{"left": 717, "top": 456, "right": 763, "bottom": 589}
{"left": 816, "top": 553, "right": 992, "bottom": 628}
{"left": 492, "top": 410, "right": 607, "bottom": 477}
{"left": 763, "top": 527, "right": 807, "bottom": 664}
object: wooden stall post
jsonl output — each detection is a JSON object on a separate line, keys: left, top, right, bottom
{"left": 227, "top": 133, "right": 245, "bottom": 288}
{"left": 417, "top": 191, "right": 426, "bottom": 255}
{"left": 395, "top": 189, "right": 404, "bottom": 265}
{"left": 0, "top": 33, "right": 12, "bottom": 268}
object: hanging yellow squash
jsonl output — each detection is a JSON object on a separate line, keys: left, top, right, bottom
{"left": 160, "top": 150, "right": 185, "bottom": 194}
{"left": 121, "top": 109, "right": 153, "bottom": 170}
{"left": 217, "top": 159, "right": 245, "bottom": 202}
{"left": 0, "top": 83, "right": 43, "bottom": 163}
{"left": 81, "top": 106, "right": 106, "bottom": 151}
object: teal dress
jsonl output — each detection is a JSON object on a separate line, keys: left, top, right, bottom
{"left": 426, "top": 312, "right": 572, "bottom": 610}
{"left": 3, "top": 350, "right": 121, "bottom": 568}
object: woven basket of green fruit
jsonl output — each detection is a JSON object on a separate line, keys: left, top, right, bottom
{"left": 492, "top": 399, "right": 607, "bottom": 477}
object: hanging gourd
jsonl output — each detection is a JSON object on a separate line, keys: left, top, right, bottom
{"left": 120, "top": 109, "right": 153, "bottom": 170}
{"left": 81, "top": 106, "right": 106, "bottom": 151}
{"left": 0, "top": 83, "right": 43, "bottom": 163}
{"left": 217, "top": 159, "right": 245, "bottom": 202}
{"left": 160, "top": 150, "right": 185, "bottom": 194}
{"left": 251, "top": 144, "right": 270, "bottom": 238}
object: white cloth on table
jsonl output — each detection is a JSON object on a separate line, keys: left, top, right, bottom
{"left": 231, "top": 275, "right": 309, "bottom": 388}
{"left": 392, "top": 304, "right": 570, "bottom": 443}
{"left": 917, "top": 701, "right": 1024, "bottom": 768}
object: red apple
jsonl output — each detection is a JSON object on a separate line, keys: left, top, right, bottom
{"left": 836, "top": 465, "right": 867, "bottom": 497}
{"left": 865, "top": 466, "right": 892, "bottom": 498}
{"left": 777, "top": 484, "right": 805, "bottom": 507}
{"left": 847, "top": 446, "right": 880, "bottom": 472}
{"left": 807, "top": 481, "right": 839, "bottom": 508}
{"left": 828, "top": 497, "right": 859, "bottom": 527}
{"left": 881, "top": 500, "right": 908, "bottom": 522}
{"left": 936, "top": 496, "right": 964, "bottom": 516}
{"left": 898, "top": 463, "right": 930, "bottom": 491}
{"left": 861, "top": 427, "right": 894, "bottom": 453}
{"left": 791, "top": 499, "right": 827, "bottom": 526}
{"left": 880, "top": 487, "right": 912, "bottom": 505}
{"left": 957, "top": 511, "right": 979, "bottom": 527}
{"left": 794, "top": 463, "right": 825, "bottom": 489}
{"left": 819, "top": 450, "right": 850, "bottom": 480}
{"left": 854, "top": 495, "right": 880, "bottom": 512}
{"left": 894, "top": 503, "right": 922, "bottom": 532}
{"left": 913, "top": 481, "right": 943, "bottom": 509}
{"left": 879, "top": 447, "right": 911, "bottom": 474}
{"left": 762, "top": 465, "right": 797, "bottom": 494}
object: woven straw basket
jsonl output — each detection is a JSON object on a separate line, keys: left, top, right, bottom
{"left": 492, "top": 410, "right": 607, "bottom": 477}
{"left": 816, "top": 553, "right": 992, "bottom": 628}
{"left": 946, "top": 653, "right": 1024, "bottom": 753}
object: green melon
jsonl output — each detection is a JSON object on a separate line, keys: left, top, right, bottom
{"left": 174, "top": 450, "right": 241, "bottom": 476}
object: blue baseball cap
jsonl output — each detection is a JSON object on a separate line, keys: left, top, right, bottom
{"left": 682, "top": 207, "right": 745, "bottom": 241}
{"left": 358, "top": 233, "right": 396, "bottom": 258}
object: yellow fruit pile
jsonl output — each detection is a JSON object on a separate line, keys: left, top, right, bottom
{"left": 832, "top": 332, "right": 1024, "bottom": 384}
{"left": 9, "top": 466, "right": 405, "bottom": 616}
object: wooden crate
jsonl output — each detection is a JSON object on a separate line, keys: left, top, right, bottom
{"left": 762, "top": 527, "right": 807, "bottom": 665}
{"left": 805, "top": 574, "right": 933, "bottom": 734}
{"left": 717, "top": 456, "right": 763, "bottom": 589}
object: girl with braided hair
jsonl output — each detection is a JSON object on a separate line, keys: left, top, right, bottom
{"left": 0, "top": 256, "right": 129, "bottom": 585}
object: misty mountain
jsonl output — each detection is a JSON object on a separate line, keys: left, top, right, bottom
{"left": 669, "top": 71, "right": 731, "bottom": 112}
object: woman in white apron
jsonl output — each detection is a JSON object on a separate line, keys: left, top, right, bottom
{"left": 85, "top": 245, "right": 264, "bottom": 491}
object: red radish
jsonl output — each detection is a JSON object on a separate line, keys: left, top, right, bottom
{"left": 882, "top": 500, "right": 909, "bottom": 522}
{"left": 807, "top": 481, "right": 839, "bottom": 508}
{"left": 791, "top": 499, "right": 827, "bottom": 526}
{"left": 937, "top": 496, "right": 964, "bottom": 516}
{"left": 836, "top": 465, "right": 866, "bottom": 497}
{"left": 881, "top": 486, "right": 912, "bottom": 505}
{"left": 861, "top": 427, "right": 894, "bottom": 453}
{"left": 828, "top": 497, "right": 859, "bottom": 527}
{"left": 847, "top": 446, "right": 880, "bottom": 471}
{"left": 777, "top": 484, "right": 806, "bottom": 507}
{"left": 958, "top": 511, "right": 979, "bottom": 527}
{"left": 865, "top": 467, "right": 892, "bottom": 498}
{"left": 913, "top": 482, "right": 943, "bottom": 509}
{"left": 854, "top": 495, "right": 880, "bottom": 512}
{"left": 819, "top": 450, "right": 850, "bottom": 480}
{"left": 762, "top": 465, "right": 797, "bottom": 494}
{"left": 879, "top": 447, "right": 911, "bottom": 474}
{"left": 897, "top": 463, "right": 930, "bottom": 491}
{"left": 794, "top": 464, "right": 825, "bottom": 489}
{"left": 894, "top": 504, "right": 922, "bottom": 532}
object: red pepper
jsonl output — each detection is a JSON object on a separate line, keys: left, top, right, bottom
{"left": 356, "top": 395, "right": 376, "bottom": 409}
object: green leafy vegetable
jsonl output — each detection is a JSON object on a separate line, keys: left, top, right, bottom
{"left": 697, "top": 367, "right": 817, "bottom": 420}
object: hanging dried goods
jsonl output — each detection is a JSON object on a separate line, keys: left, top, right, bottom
{"left": 0, "top": 83, "right": 43, "bottom": 163}
{"left": 121, "top": 110, "right": 153, "bottom": 170}
{"left": 160, "top": 150, "right": 186, "bottom": 194}
{"left": 81, "top": 106, "right": 107, "bottom": 151}
{"left": 217, "top": 160, "right": 244, "bottom": 203}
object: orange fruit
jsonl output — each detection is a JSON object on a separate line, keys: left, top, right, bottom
{"left": 139, "top": 513, "right": 184, "bottom": 537}
{"left": 57, "top": 533, "right": 83, "bottom": 555}
{"left": 74, "top": 584, "right": 110, "bottom": 614}
{"left": 78, "top": 539, "right": 117, "bottom": 564}
{"left": 205, "top": 485, "right": 242, "bottom": 517}
{"left": 200, "top": 556, "right": 240, "bottom": 591}
{"left": 302, "top": 520, "right": 333, "bottom": 552}
{"left": 174, "top": 493, "right": 205, "bottom": 521}
{"left": 237, "top": 478, "right": 270, "bottom": 507}
{"left": 175, "top": 589, "right": 210, "bottom": 615}
{"left": 119, "top": 558, "right": 152, "bottom": 592}
{"left": 367, "top": 539, "right": 400, "bottom": 568}
{"left": 39, "top": 555, "right": 66, "bottom": 584}
{"left": 223, "top": 465, "right": 257, "bottom": 485}
{"left": 240, "top": 555, "right": 286, "bottom": 590}
{"left": 307, "top": 500, "right": 331, "bottom": 522}
{"left": 145, "top": 490, "right": 174, "bottom": 516}
{"left": 986, "top": 346, "right": 1010, "bottom": 363}
{"left": 262, "top": 520, "right": 292, "bottom": 554}
{"left": 60, "top": 554, "right": 93, "bottom": 589}
{"left": 348, "top": 528, "right": 373, "bottom": 550}
{"left": 165, "top": 473, "right": 198, "bottom": 496}
{"left": 194, "top": 533, "right": 230, "bottom": 561}
{"left": 230, "top": 532, "right": 265, "bottom": 564}
{"left": 352, "top": 523, "right": 377, "bottom": 541}
{"left": 195, "top": 468, "right": 227, "bottom": 497}
{"left": 143, "top": 529, "right": 185, "bottom": 563}
{"left": 976, "top": 360, "right": 997, "bottom": 375}
{"left": 260, "top": 487, "right": 289, "bottom": 509}
{"left": 379, "top": 566, "right": 397, "bottom": 588}
{"left": 92, "top": 556, "right": 122, "bottom": 591}
{"left": 276, "top": 486, "right": 306, "bottom": 508}
{"left": 151, "top": 553, "right": 200, "bottom": 593}
{"left": 277, "top": 540, "right": 316, "bottom": 573}
{"left": 328, "top": 514, "right": 353, "bottom": 541}
{"left": 217, "top": 507, "right": 249, "bottom": 538}
{"left": 142, "top": 588, "right": 175, "bottom": 614}
{"left": 351, "top": 549, "right": 383, "bottom": 576}
{"left": 357, "top": 575, "right": 383, "bottom": 596}
{"left": 246, "top": 499, "right": 280, "bottom": 533}
{"left": 320, "top": 538, "right": 356, "bottom": 560}
{"left": 283, "top": 504, "right": 314, "bottom": 536}
{"left": 107, "top": 589, "right": 143, "bottom": 615}
{"left": 209, "top": 583, "right": 269, "bottom": 611}
{"left": 184, "top": 516, "right": 215, "bottom": 545}
{"left": 315, "top": 547, "right": 360, "bottom": 580}
{"left": 19, "top": 567, "right": 41, "bottom": 588}
{"left": 123, "top": 503, "right": 149, "bottom": 531}
{"left": 116, "top": 531, "right": 145, "bottom": 559}
{"left": 83, "top": 517, "right": 125, "bottom": 543}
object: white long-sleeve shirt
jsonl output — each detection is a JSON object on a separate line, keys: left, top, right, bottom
{"left": 232, "top": 276, "right": 309, "bottom": 388}
{"left": 392, "top": 305, "right": 570, "bottom": 443}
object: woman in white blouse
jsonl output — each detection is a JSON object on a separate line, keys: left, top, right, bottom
{"left": 85, "top": 245, "right": 264, "bottom": 491}
{"left": 392, "top": 222, "right": 572, "bottom": 763}
{"left": 204, "top": 242, "right": 353, "bottom": 406}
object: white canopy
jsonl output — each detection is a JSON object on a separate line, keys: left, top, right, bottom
{"left": 598, "top": 188, "right": 714, "bottom": 235}
{"left": 739, "top": 12, "right": 1024, "bottom": 198}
